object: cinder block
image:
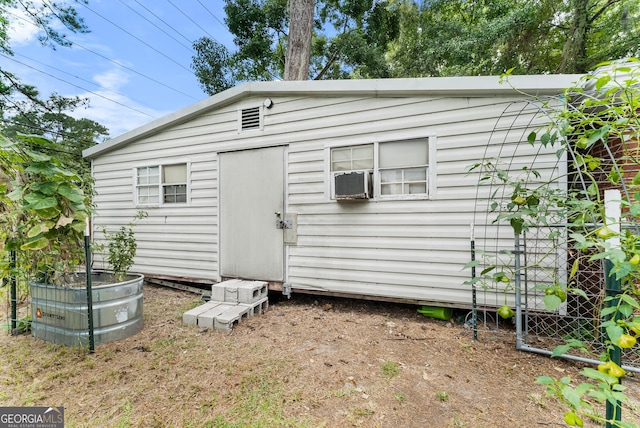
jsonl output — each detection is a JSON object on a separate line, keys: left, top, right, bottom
{"left": 196, "top": 303, "right": 236, "bottom": 328}
{"left": 183, "top": 302, "right": 222, "bottom": 326}
{"left": 211, "top": 279, "right": 243, "bottom": 302}
{"left": 185, "top": 280, "right": 269, "bottom": 332}
{"left": 214, "top": 318, "right": 239, "bottom": 332}
{"left": 254, "top": 297, "right": 269, "bottom": 315}
{"left": 225, "top": 286, "right": 238, "bottom": 303}
{"left": 214, "top": 305, "right": 252, "bottom": 331}
{"left": 237, "top": 281, "right": 268, "bottom": 304}
{"left": 239, "top": 297, "right": 269, "bottom": 317}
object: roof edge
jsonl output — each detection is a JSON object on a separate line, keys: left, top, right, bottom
{"left": 83, "top": 75, "right": 583, "bottom": 159}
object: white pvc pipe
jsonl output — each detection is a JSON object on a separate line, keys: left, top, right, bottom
{"left": 604, "top": 189, "right": 621, "bottom": 250}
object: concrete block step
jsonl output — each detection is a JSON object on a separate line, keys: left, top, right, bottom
{"left": 212, "top": 279, "right": 268, "bottom": 304}
{"left": 211, "top": 279, "right": 243, "bottom": 303}
{"left": 214, "top": 305, "right": 253, "bottom": 331}
{"left": 193, "top": 303, "right": 237, "bottom": 329}
{"left": 239, "top": 297, "right": 269, "bottom": 317}
{"left": 183, "top": 301, "right": 222, "bottom": 326}
{"left": 237, "top": 281, "right": 268, "bottom": 303}
{"left": 182, "top": 286, "right": 269, "bottom": 331}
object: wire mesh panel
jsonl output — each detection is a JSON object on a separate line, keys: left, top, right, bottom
{"left": 470, "top": 68, "right": 640, "bottom": 373}
{"left": 469, "top": 97, "right": 567, "bottom": 326}
{"left": 520, "top": 226, "right": 640, "bottom": 372}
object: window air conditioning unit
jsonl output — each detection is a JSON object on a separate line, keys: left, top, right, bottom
{"left": 333, "top": 171, "right": 371, "bottom": 200}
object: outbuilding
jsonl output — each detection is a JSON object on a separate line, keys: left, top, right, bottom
{"left": 83, "top": 76, "right": 581, "bottom": 307}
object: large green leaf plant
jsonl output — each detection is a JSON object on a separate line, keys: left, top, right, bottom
{"left": 1, "top": 133, "right": 90, "bottom": 292}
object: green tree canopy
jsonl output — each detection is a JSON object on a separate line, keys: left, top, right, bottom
{"left": 1, "top": 0, "right": 90, "bottom": 108}
{"left": 387, "top": 0, "right": 640, "bottom": 77}
{"left": 191, "top": 0, "right": 401, "bottom": 95}
{"left": 192, "top": 0, "right": 640, "bottom": 93}
{"left": 2, "top": 93, "right": 108, "bottom": 187}
{"left": 0, "top": 1, "right": 106, "bottom": 182}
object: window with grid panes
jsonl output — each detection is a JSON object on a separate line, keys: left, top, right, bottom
{"left": 329, "top": 138, "right": 431, "bottom": 199}
{"left": 135, "top": 164, "right": 188, "bottom": 206}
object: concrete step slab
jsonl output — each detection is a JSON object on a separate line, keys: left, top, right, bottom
{"left": 214, "top": 305, "right": 253, "bottom": 331}
{"left": 196, "top": 303, "right": 237, "bottom": 328}
{"left": 182, "top": 301, "right": 222, "bottom": 326}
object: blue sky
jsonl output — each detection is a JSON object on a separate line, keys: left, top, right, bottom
{"left": 2, "top": 0, "right": 236, "bottom": 138}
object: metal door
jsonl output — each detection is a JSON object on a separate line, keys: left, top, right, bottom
{"left": 219, "top": 146, "right": 285, "bottom": 281}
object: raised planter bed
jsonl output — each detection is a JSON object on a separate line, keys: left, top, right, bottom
{"left": 30, "top": 272, "right": 144, "bottom": 347}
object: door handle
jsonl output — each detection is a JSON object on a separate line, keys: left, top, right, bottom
{"left": 275, "top": 212, "right": 292, "bottom": 229}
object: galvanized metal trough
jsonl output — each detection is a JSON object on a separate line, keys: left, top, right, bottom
{"left": 30, "top": 272, "right": 144, "bottom": 347}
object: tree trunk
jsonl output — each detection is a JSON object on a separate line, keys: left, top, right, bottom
{"left": 284, "top": 0, "right": 314, "bottom": 80}
{"left": 558, "top": 0, "right": 590, "bottom": 73}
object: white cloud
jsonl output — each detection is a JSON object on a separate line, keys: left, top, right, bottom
{"left": 93, "top": 68, "right": 130, "bottom": 91}
{"left": 65, "top": 68, "right": 170, "bottom": 138}
{"left": 71, "top": 93, "right": 163, "bottom": 138}
{"left": 7, "top": 9, "right": 42, "bottom": 46}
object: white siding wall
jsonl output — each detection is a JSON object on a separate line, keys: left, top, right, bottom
{"left": 91, "top": 93, "right": 561, "bottom": 306}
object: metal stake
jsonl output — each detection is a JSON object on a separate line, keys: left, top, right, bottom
{"left": 10, "top": 244, "right": 17, "bottom": 334}
{"left": 514, "top": 233, "right": 523, "bottom": 349}
{"left": 84, "top": 222, "right": 95, "bottom": 352}
{"left": 470, "top": 224, "right": 477, "bottom": 341}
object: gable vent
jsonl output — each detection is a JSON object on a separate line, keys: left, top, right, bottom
{"left": 241, "top": 106, "right": 261, "bottom": 130}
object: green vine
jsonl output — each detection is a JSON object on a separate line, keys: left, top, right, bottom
{"left": 470, "top": 59, "right": 640, "bottom": 427}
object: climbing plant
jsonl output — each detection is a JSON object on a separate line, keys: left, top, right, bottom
{"left": 469, "top": 59, "right": 640, "bottom": 427}
{"left": 0, "top": 133, "right": 90, "bottom": 290}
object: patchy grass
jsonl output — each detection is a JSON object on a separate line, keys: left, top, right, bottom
{"left": 393, "top": 391, "right": 405, "bottom": 403}
{"left": 1, "top": 285, "right": 639, "bottom": 427}
{"left": 380, "top": 360, "right": 399, "bottom": 379}
{"left": 437, "top": 390, "right": 449, "bottom": 402}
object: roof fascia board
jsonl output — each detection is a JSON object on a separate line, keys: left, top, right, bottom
{"left": 83, "top": 83, "right": 248, "bottom": 159}
{"left": 83, "top": 75, "right": 583, "bottom": 159}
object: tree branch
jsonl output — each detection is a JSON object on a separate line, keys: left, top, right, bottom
{"left": 589, "top": 0, "right": 622, "bottom": 24}
{"left": 313, "top": 49, "right": 339, "bottom": 80}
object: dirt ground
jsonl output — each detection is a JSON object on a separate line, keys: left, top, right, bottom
{"left": 1, "top": 284, "right": 639, "bottom": 427}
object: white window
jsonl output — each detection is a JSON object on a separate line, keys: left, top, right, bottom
{"left": 162, "top": 164, "right": 187, "bottom": 203}
{"left": 327, "top": 136, "right": 436, "bottom": 200}
{"left": 331, "top": 145, "right": 374, "bottom": 171}
{"left": 379, "top": 139, "right": 429, "bottom": 196}
{"left": 135, "top": 163, "right": 188, "bottom": 206}
{"left": 136, "top": 166, "right": 160, "bottom": 205}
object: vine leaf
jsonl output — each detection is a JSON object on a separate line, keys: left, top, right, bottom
{"left": 510, "top": 217, "right": 524, "bottom": 234}
{"left": 551, "top": 339, "right": 584, "bottom": 358}
{"left": 605, "top": 324, "right": 624, "bottom": 345}
{"left": 569, "top": 258, "right": 579, "bottom": 279}
{"left": 20, "top": 237, "right": 49, "bottom": 251}
{"left": 463, "top": 260, "right": 479, "bottom": 269}
{"left": 544, "top": 294, "right": 563, "bottom": 311}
